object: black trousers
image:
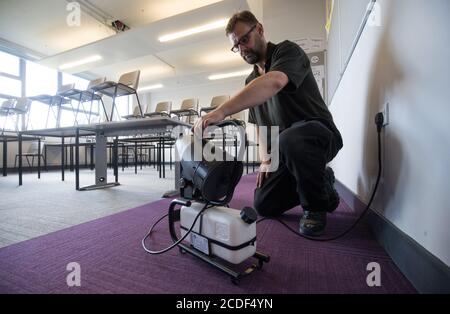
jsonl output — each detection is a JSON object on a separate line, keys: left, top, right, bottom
{"left": 254, "top": 120, "right": 342, "bottom": 216}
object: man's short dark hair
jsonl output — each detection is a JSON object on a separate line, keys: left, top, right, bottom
{"left": 226, "top": 10, "right": 260, "bottom": 36}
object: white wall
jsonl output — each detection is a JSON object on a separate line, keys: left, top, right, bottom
{"left": 327, "top": 0, "right": 374, "bottom": 104}
{"left": 262, "top": 0, "right": 326, "bottom": 43}
{"left": 146, "top": 0, "right": 327, "bottom": 114}
{"left": 329, "top": 0, "right": 450, "bottom": 266}
{"left": 148, "top": 78, "right": 244, "bottom": 112}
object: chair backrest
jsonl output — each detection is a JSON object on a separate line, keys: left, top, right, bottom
{"left": 87, "top": 77, "right": 106, "bottom": 90}
{"left": 154, "top": 101, "right": 172, "bottom": 114}
{"left": 57, "top": 83, "right": 75, "bottom": 94}
{"left": 180, "top": 98, "right": 199, "bottom": 111}
{"left": 210, "top": 95, "right": 230, "bottom": 108}
{"left": 13, "top": 97, "right": 31, "bottom": 113}
{"left": 118, "top": 70, "right": 140, "bottom": 90}
{"left": 27, "top": 141, "right": 44, "bottom": 154}
{"left": 131, "top": 105, "right": 140, "bottom": 117}
{"left": 1, "top": 99, "right": 15, "bottom": 110}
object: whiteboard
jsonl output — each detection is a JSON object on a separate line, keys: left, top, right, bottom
{"left": 326, "top": 0, "right": 375, "bottom": 104}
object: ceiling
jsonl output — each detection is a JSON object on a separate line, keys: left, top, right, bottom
{"left": 0, "top": 0, "right": 262, "bottom": 91}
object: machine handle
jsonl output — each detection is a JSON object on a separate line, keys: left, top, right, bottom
{"left": 168, "top": 199, "right": 192, "bottom": 242}
{"left": 211, "top": 119, "right": 241, "bottom": 129}
{"left": 208, "top": 119, "right": 246, "bottom": 162}
{"left": 170, "top": 199, "right": 192, "bottom": 208}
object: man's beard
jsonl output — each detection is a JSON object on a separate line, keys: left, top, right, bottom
{"left": 242, "top": 39, "right": 263, "bottom": 65}
{"left": 243, "top": 50, "right": 260, "bottom": 64}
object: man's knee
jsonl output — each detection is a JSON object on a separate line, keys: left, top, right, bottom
{"left": 279, "top": 129, "right": 296, "bottom": 152}
{"left": 253, "top": 188, "right": 276, "bottom": 217}
{"left": 253, "top": 187, "right": 295, "bottom": 217}
{"left": 279, "top": 130, "right": 309, "bottom": 160}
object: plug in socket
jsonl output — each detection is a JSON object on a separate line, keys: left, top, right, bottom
{"left": 382, "top": 102, "right": 389, "bottom": 126}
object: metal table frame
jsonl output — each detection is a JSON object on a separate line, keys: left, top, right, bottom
{"left": 18, "top": 118, "right": 191, "bottom": 191}
{"left": 1, "top": 132, "right": 44, "bottom": 177}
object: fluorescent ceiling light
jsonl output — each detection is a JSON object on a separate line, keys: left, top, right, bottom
{"left": 208, "top": 69, "right": 252, "bottom": 81}
{"left": 59, "top": 55, "right": 102, "bottom": 70}
{"left": 139, "top": 84, "right": 164, "bottom": 91}
{"left": 159, "top": 18, "right": 228, "bottom": 42}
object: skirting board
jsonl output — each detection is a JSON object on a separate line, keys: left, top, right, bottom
{"left": 335, "top": 180, "right": 450, "bottom": 294}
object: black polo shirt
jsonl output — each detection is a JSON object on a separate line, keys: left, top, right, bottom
{"left": 247, "top": 40, "right": 342, "bottom": 146}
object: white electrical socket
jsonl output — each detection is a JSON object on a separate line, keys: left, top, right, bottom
{"left": 382, "top": 102, "right": 389, "bottom": 126}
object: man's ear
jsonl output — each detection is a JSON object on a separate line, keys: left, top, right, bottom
{"left": 257, "top": 23, "right": 264, "bottom": 36}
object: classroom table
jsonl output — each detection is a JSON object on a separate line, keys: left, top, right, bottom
{"left": 18, "top": 118, "right": 191, "bottom": 191}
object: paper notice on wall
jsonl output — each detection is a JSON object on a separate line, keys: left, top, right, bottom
{"left": 294, "top": 38, "right": 311, "bottom": 52}
{"left": 293, "top": 38, "right": 325, "bottom": 53}
{"left": 312, "top": 65, "right": 325, "bottom": 98}
{"left": 309, "top": 38, "right": 325, "bottom": 52}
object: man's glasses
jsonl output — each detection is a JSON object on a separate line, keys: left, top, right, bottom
{"left": 230, "top": 24, "right": 257, "bottom": 53}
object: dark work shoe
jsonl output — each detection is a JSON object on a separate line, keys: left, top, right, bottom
{"left": 325, "top": 167, "right": 340, "bottom": 213}
{"left": 299, "top": 211, "right": 327, "bottom": 236}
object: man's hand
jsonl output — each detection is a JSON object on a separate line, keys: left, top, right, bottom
{"left": 256, "top": 160, "right": 271, "bottom": 188}
{"left": 192, "top": 108, "right": 226, "bottom": 137}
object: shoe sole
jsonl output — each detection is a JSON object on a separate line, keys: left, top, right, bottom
{"left": 299, "top": 225, "right": 326, "bottom": 237}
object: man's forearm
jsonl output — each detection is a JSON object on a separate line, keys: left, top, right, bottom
{"left": 218, "top": 71, "right": 288, "bottom": 117}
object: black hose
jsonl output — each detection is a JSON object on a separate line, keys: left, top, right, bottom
{"left": 257, "top": 118, "right": 383, "bottom": 242}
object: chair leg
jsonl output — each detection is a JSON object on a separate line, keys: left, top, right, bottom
{"left": 25, "top": 112, "right": 30, "bottom": 131}
{"left": 45, "top": 105, "right": 51, "bottom": 129}
{"left": 134, "top": 92, "right": 144, "bottom": 117}
{"left": 170, "top": 145, "right": 172, "bottom": 170}
{"left": 1, "top": 118, "right": 4, "bottom": 135}
{"left": 74, "top": 93, "right": 83, "bottom": 125}
{"left": 41, "top": 155, "right": 46, "bottom": 169}
{"left": 1, "top": 109, "right": 11, "bottom": 135}
{"left": 13, "top": 115, "right": 19, "bottom": 132}
{"left": 25, "top": 156, "right": 32, "bottom": 172}
{"left": 110, "top": 85, "right": 118, "bottom": 121}
{"left": 100, "top": 98, "right": 108, "bottom": 122}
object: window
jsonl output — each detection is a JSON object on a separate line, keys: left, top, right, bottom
{"left": 27, "top": 102, "right": 48, "bottom": 130}
{"left": 0, "top": 76, "right": 21, "bottom": 97}
{"left": 26, "top": 61, "right": 58, "bottom": 129}
{"left": 26, "top": 61, "right": 57, "bottom": 97}
{"left": 0, "top": 97, "right": 14, "bottom": 131}
{"left": 60, "top": 109, "right": 77, "bottom": 127}
{"left": 0, "top": 50, "right": 21, "bottom": 98}
{"left": 62, "top": 72, "right": 88, "bottom": 90}
{"left": 115, "top": 96, "right": 131, "bottom": 120}
{"left": 0, "top": 51, "right": 20, "bottom": 76}
{"left": 61, "top": 73, "right": 90, "bottom": 126}
{"left": 0, "top": 51, "right": 22, "bottom": 131}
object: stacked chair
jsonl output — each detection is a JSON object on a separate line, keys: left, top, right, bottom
{"left": 0, "top": 98, "right": 32, "bottom": 134}
{"left": 56, "top": 77, "right": 107, "bottom": 124}
{"left": 170, "top": 98, "right": 199, "bottom": 124}
{"left": 199, "top": 95, "right": 230, "bottom": 115}
{"left": 29, "top": 84, "right": 74, "bottom": 128}
{"left": 144, "top": 101, "right": 172, "bottom": 118}
{"left": 90, "top": 70, "right": 142, "bottom": 122}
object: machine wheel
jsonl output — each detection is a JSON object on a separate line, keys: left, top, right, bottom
{"left": 256, "top": 261, "right": 263, "bottom": 270}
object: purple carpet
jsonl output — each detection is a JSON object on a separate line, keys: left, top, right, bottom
{"left": 0, "top": 174, "right": 416, "bottom": 294}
